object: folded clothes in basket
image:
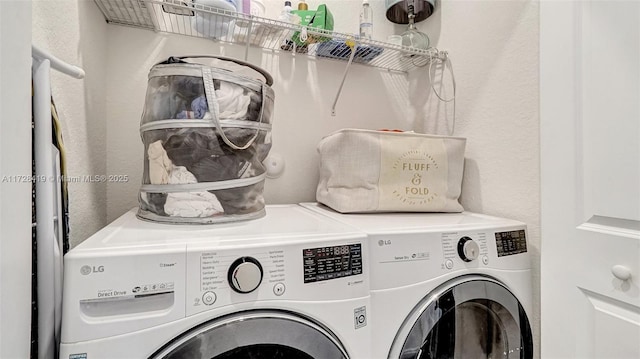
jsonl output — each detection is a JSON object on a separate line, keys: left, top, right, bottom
{"left": 146, "top": 140, "right": 225, "bottom": 218}
{"left": 165, "top": 166, "right": 224, "bottom": 218}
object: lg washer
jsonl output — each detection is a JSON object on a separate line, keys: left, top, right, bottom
{"left": 301, "top": 203, "right": 534, "bottom": 359}
{"left": 60, "top": 205, "right": 371, "bottom": 359}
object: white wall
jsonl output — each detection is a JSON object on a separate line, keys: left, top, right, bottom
{"left": 32, "top": 0, "right": 109, "bottom": 247}
{"left": 33, "top": 0, "right": 540, "bottom": 356}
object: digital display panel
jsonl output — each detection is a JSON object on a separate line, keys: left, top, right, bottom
{"left": 495, "top": 230, "right": 527, "bottom": 257}
{"left": 303, "top": 244, "right": 362, "bottom": 283}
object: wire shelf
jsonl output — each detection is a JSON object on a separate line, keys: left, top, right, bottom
{"left": 94, "top": 0, "right": 444, "bottom": 73}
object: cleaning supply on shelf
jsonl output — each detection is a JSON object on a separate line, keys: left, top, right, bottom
{"left": 233, "top": 0, "right": 267, "bottom": 44}
{"left": 297, "top": 0, "right": 308, "bottom": 10}
{"left": 234, "top": 0, "right": 250, "bottom": 27}
{"left": 192, "top": 0, "right": 238, "bottom": 39}
{"left": 316, "top": 39, "right": 383, "bottom": 63}
{"left": 278, "top": 1, "right": 295, "bottom": 50}
{"left": 279, "top": 1, "right": 293, "bottom": 21}
{"left": 359, "top": 0, "right": 373, "bottom": 40}
{"left": 291, "top": 4, "right": 334, "bottom": 47}
{"left": 242, "top": 0, "right": 250, "bottom": 14}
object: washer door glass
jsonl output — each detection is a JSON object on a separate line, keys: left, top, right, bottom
{"left": 391, "top": 276, "right": 533, "bottom": 359}
{"left": 150, "top": 310, "right": 348, "bottom": 359}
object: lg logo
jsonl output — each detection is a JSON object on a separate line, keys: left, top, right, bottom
{"left": 378, "top": 239, "right": 392, "bottom": 246}
{"left": 80, "top": 265, "right": 104, "bottom": 275}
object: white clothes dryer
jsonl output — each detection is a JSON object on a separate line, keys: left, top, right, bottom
{"left": 301, "top": 203, "right": 534, "bottom": 359}
{"left": 59, "top": 205, "right": 371, "bottom": 359}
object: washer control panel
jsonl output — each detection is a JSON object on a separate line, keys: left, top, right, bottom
{"left": 303, "top": 244, "right": 363, "bottom": 283}
{"left": 185, "top": 237, "right": 369, "bottom": 316}
{"left": 194, "top": 250, "right": 285, "bottom": 303}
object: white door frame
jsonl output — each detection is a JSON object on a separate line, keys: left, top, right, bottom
{"left": 0, "top": 1, "right": 33, "bottom": 358}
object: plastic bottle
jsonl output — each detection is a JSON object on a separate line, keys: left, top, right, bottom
{"left": 298, "top": 0, "right": 308, "bottom": 10}
{"left": 279, "top": 1, "right": 292, "bottom": 22}
{"left": 279, "top": 1, "right": 294, "bottom": 50}
{"left": 359, "top": 0, "right": 373, "bottom": 40}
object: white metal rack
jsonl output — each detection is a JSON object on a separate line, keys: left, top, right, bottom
{"left": 32, "top": 45, "right": 84, "bottom": 359}
{"left": 94, "top": 0, "right": 447, "bottom": 73}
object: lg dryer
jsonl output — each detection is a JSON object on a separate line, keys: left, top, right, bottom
{"left": 301, "top": 203, "right": 534, "bottom": 359}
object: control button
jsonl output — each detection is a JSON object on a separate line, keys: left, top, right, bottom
{"left": 482, "top": 255, "right": 489, "bottom": 265}
{"left": 445, "top": 259, "right": 454, "bottom": 269}
{"left": 228, "top": 257, "right": 263, "bottom": 294}
{"left": 273, "top": 282, "right": 286, "bottom": 296}
{"left": 202, "top": 291, "right": 217, "bottom": 306}
{"left": 457, "top": 236, "right": 480, "bottom": 262}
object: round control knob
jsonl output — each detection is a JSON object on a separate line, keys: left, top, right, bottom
{"left": 457, "top": 237, "right": 480, "bottom": 262}
{"left": 228, "top": 257, "right": 263, "bottom": 293}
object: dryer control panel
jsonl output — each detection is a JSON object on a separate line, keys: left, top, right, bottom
{"left": 442, "top": 232, "right": 490, "bottom": 263}
{"left": 495, "top": 229, "right": 528, "bottom": 257}
{"left": 368, "top": 224, "right": 529, "bottom": 291}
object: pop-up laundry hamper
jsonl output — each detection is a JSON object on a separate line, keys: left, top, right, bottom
{"left": 137, "top": 56, "right": 275, "bottom": 224}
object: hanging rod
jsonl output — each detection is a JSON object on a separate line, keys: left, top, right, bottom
{"left": 32, "top": 45, "right": 85, "bottom": 79}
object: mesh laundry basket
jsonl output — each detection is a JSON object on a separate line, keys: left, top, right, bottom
{"left": 138, "top": 56, "right": 275, "bottom": 224}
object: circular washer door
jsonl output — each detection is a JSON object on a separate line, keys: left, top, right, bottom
{"left": 150, "top": 310, "right": 349, "bottom": 359}
{"left": 389, "top": 275, "right": 533, "bottom": 359}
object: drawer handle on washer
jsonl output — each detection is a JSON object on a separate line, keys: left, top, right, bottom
{"left": 80, "top": 291, "right": 174, "bottom": 318}
{"left": 611, "top": 265, "right": 632, "bottom": 281}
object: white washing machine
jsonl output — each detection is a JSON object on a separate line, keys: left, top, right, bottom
{"left": 301, "top": 203, "right": 534, "bottom": 359}
{"left": 59, "top": 205, "right": 371, "bottom": 359}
